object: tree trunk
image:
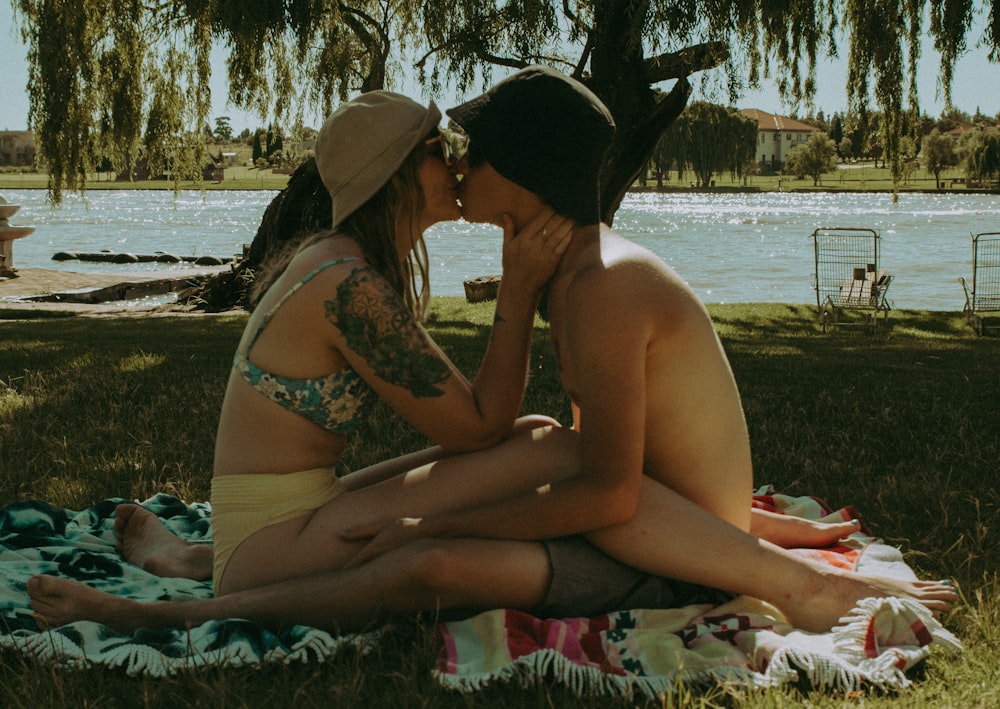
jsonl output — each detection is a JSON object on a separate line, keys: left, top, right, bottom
{"left": 596, "top": 78, "right": 692, "bottom": 221}
{"left": 585, "top": 7, "right": 726, "bottom": 223}
{"left": 587, "top": 0, "right": 692, "bottom": 224}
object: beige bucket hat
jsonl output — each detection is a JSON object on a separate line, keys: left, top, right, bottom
{"left": 315, "top": 91, "right": 442, "bottom": 227}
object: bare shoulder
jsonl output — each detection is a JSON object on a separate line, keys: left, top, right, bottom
{"left": 561, "top": 228, "right": 705, "bottom": 330}
{"left": 254, "top": 238, "right": 365, "bottom": 305}
{"left": 250, "top": 237, "right": 404, "bottom": 351}
{"left": 290, "top": 238, "right": 367, "bottom": 283}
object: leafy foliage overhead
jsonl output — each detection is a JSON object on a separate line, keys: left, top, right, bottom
{"left": 12, "top": 0, "right": 999, "bottom": 203}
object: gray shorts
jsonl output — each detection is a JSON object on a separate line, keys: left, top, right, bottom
{"left": 532, "top": 536, "right": 732, "bottom": 618}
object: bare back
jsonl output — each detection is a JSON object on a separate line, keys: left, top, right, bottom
{"left": 546, "top": 226, "right": 753, "bottom": 530}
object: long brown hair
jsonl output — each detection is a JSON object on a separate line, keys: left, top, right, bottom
{"left": 337, "top": 142, "right": 431, "bottom": 320}
{"left": 250, "top": 140, "right": 432, "bottom": 320}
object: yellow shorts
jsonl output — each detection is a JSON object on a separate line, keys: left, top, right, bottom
{"left": 210, "top": 467, "right": 346, "bottom": 594}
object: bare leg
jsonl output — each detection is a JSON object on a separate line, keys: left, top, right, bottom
{"left": 219, "top": 425, "right": 579, "bottom": 593}
{"left": 319, "top": 432, "right": 954, "bottom": 633}
{"left": 750, "top": 508, "right": 862, "bottom": 549}
{"left": 115, "top": 502, "right": 858, "bottom": 585}
{"left": 340, "top": 416, "right": 558, "bottom": 492}
{"left": 31, "top": 473, "right": 956, "bottom": 635}
{"left": 104, "top": 423, "right": 953, "bottom": 633}
{"left": 587, "top": 476, "right": 956, "bottom": 633}
{"left": 29, "top": 539, "right": 550, "bottom": 634}
{"left": 115, "top": 505, "right": 213, "bottom": 581}
{"left": 110, "top": 449, "right": 464, "bottom": 582}
{"left": 115, "top": 493, "right": 856, "bottom": 583}
{"left": 117, "top": 415, "right": 561, "bottom": 581}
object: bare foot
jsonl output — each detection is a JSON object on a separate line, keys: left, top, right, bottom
{"left": 751, "top": 508, "right": 862, "bottom": 548}
{"left": 115, "top": 504, "right": 213, "bottom": 581}
{"left": 28, "top": 575, "right": 148, "bottom": 634}
{"left": 776, "top": 566, "right": 957, "bottom": 633}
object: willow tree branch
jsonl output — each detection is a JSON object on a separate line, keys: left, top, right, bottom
{"left": 643, "top": 42, "right": 729, "bottom": 83}
{"left": 574, "top": 33, "right": 594, "bottom": 78}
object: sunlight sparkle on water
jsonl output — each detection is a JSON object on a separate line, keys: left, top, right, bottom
{"left": 5, "top": 189, "right": 998, "bottom": 310}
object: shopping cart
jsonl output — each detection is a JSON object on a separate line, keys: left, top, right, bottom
{"left": 959, "top": 232, "right": 1000, "bottom": 335}
{"left": 811, "top": 227, "right": 893, "bottom": 333}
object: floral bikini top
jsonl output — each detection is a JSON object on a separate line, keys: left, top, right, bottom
{"left": 233, "top": 257, "right": 377, "bottom": 435}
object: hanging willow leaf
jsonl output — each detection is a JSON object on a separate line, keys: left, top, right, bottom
{"left": 11, "top": 0, "right": 997, "bottom": 206}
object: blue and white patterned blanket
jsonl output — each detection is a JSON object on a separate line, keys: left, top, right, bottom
{"left": 0, "top": 494, "right": 377, "bottom": 676}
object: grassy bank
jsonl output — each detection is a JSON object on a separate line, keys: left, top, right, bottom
{"left": 638, "top": 163, "right": 993, "bottom": 193}
{"left": 1, "top": 301, "right": 998, "bottom": 707}
{"left": 2, "top": 163, "right": 995, "bottom": 194}
{"left": 0, "top": 165, "right": 292, "bottom": 192}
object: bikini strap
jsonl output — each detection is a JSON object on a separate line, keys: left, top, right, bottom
{"left": 244, "top": 257, "right": 362, "bottom": 353}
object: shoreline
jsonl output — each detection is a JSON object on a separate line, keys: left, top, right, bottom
{"left": 1, "top": 267, "right": 967, "bottom": 320}
{"left": 2, "top": 161, "right": 997, "bottom": 195}
{"left": 2, "top": 182, "right": 997, "bottom": 196}
{"left": 0, "top": 266, "right": 233, "bottom": 318}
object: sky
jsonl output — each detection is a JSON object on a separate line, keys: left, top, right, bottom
{"left": 1, "top": 3, "right": 998, "bottom": 133}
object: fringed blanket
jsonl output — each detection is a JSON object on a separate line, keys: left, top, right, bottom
{"left": 435, "top": 488, "right": 962, "bottom": 697}
{"left": 0, "top": 490, "right": 960, "bottom": 694}
{"left": 0, "top": 494, "right": 378, "bottom": 676}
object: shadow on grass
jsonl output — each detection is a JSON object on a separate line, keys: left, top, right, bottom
{"left": 0, "top": 307, "right": 564, "bottom": 505}
{"left": 0, "top": 303, "right": 997, "bottom": 706}
{"left": 0, "top": 317, "right": 247, "bottom": 505}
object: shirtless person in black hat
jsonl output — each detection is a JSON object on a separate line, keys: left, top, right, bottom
{"left": 28, "top": 68, "right": 955, "bottom": 634}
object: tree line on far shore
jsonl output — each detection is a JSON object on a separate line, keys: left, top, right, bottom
{"left": 198, "top": 102, "right": 999, "bottom": 191}
{"left": 641, "top": 103, "right": 1000, "bottom": 189}
{"left": 9, "top": 101, "right": 997, "bottom": 194}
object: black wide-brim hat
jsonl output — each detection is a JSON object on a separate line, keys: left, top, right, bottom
{"left": 447, "top": 65, "right": 615, "bottom": 224}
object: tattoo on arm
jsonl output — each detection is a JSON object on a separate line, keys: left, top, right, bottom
{"left": 325, "top": 267, "right": 451, "bottom": 398}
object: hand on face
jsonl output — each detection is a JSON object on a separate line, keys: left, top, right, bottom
{"left": 500, "top": 207, "right": 574, "bottom": 293}
{"left": 453, "top": 152, "right": 573, "bottom": 290}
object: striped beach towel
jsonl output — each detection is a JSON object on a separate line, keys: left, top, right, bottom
{"left": 435, "top": 489, "right": 961, "bottom": 697}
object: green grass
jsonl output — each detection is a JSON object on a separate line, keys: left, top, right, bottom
{"left": 1, "top": 300, "right": 998, "bottom": 706}
{"left": 3, "top": 162, "right": 996, "bottom": 194}
{"left": 0, "top": 166, "right": 291, "bottom": 192}
{"left": 639, "top": 163, "right": 994, "bottom": 193}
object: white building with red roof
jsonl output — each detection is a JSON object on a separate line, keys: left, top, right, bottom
{"left": 740, "top": 109, "right": 822, "bottom": 170}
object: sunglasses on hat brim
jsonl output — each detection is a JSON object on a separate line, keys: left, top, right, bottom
{"left": 425, "top": 128, "right": 469, "bottom": 167}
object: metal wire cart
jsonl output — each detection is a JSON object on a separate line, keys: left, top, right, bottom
{"left": 811, "top": 228, "right": 893, "bottom": 332}
{"left": 959, "top": 232, "right": 1000, "bottom": 335}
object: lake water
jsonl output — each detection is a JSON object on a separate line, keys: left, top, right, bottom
{"left": 3, "top": 188, "right": 998, "bottom": 310}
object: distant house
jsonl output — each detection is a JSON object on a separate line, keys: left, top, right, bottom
{"left": 739, "top": 109, "right": 821, "bottom": 171}
{"left": 946, "top": 125, "right": 976, "bottom": 140}
{"left": 0, "top": 131, "right": 36, "bottom": 167}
